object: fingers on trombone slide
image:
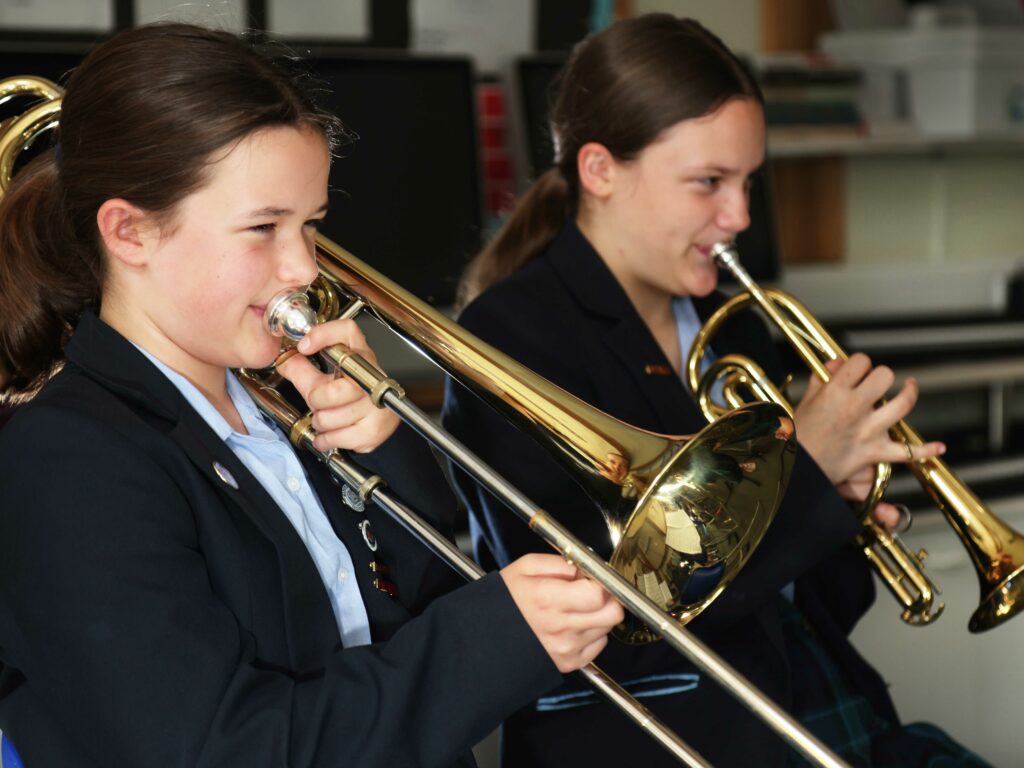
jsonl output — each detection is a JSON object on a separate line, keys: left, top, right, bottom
{"left": 500, "top": 553, "right": 624, "bottom": 673}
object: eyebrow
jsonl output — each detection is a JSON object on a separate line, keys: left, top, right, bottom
{"left": 245, "top": 201, "right": 330, "bottom": 218}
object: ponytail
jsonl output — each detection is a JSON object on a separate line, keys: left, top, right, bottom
{"left": 457, "top": 167, "right": 572, "bottom": 310}
{"left": 0, "top": 151, "right": 102, "bottom": 398}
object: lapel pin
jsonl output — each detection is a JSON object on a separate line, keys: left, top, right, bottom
{"left": 341, "top": 485, "right": 366, "bottom": 512}
{"left": 644, "top": 364, "right": 673, "bottom": 377}
{"left": 359, "top": 519, "right": 378, "bottom": 552}
{"left": 373, "top": 577, "right": 398, "bottom": 598}
{"left": 212, "top": 461, "right": 239, "bottom": 490}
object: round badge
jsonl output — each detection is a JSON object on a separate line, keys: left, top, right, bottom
{"left": 359, "top": 519, "right": 378, "bottom": 552}
{"left": 341, "top": 484, "right": 366, "bottom": 512}
{"left": 212, "top": 461, "right": 239, "bottom": 490}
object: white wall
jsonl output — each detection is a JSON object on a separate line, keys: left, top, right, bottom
{"left": 850, "top": 498, "right": 1024, "bottom": 768}
{"left": 634, "top": 0, "right": 761, "bottom": 54}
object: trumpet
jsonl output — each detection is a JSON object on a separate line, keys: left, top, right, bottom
{"left": 0, "top": 74, "right": 850, "bottom": 767}
{"left": 687, "top": 241, "right": 1024, "bottom": 633}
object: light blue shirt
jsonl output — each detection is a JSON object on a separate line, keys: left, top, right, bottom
{"left": 136, "top": 348, "right": 372, "bottom": 648}
{"left": 673, "top": 296, "right": 721, "bottom": 404}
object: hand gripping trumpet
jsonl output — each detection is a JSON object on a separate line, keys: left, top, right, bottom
{"left": 688, "top": 241, "right": 1024, "bottom": 632}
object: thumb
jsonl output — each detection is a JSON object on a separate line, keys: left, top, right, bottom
{"left": 511, "top": 553, "right": 580, "bottom": 580}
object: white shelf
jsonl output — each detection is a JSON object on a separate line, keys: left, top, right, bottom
{"left": 767, "top": 125, "right": 1024, "bottom": 158}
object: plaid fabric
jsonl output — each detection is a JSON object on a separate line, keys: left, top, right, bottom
{"left": 779, "top": 597, "right": 992, "bottom": 768}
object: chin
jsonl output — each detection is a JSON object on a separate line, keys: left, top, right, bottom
{"left": 241, "top": 342, "right": 285, "bottom": 371}
{"left": 687, "top": 274, "right": 720, "bottom": 298}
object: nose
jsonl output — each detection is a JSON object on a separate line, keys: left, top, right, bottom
{"left": 716, "top": 186, "right": 751, "bottom": 235}
{"left": 277, "top": 230, "right": 319, "bottom": 287}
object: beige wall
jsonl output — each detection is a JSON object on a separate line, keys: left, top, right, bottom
{"left": 848, "top": 154, "right": 1024, "bottom": 267}
{"left": 633, "top": 0, "right": 761, "bottom": 53}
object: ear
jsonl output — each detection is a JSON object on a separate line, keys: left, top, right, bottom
{"left": 576, "top": 142, "right": 616, "bottom": 199}
{"left": 96, "top": 198, "right": 151, "bottom": 267}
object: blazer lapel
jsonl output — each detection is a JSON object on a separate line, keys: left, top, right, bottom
{"left": 297, "top": 450, "right": 412, "bottom": 640}
{"left": 66, "top": 312, "right": 341, "bottom": 670}
{"left": 171, "top": 412, "right": 341, "bottom": 670}
{"left": 544, "top": 223, "right": 702, "bottom": 434}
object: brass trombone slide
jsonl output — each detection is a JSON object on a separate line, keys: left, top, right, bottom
{"left": 690, "top": 242, "right": 1024, "bottom": 633}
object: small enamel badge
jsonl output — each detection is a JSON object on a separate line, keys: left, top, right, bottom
{"left": 359, "top": 520, "right": 378, "bottom": 552}
{"left": 212, "top": 461, "right": 239, "bottom": 490}
{"left": 341, "top": 484, "right": 366, "bottom": 512}
{"left": 370, "top": 560, "right": 397, "bottom": 597}
{"left": 644, "top": 364, "right": 673, "bottom": 376}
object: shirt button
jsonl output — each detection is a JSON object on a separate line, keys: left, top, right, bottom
{"left": 287, "top": 477, "right": 301, "bottom": 493}
{"left": 337, "top": 567, "right": 349, "bottom": 583}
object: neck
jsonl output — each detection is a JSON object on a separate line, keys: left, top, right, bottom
{"left": 99, "top": 299, "right": 246, "bottom": 434}
{"left": 575, "top": 211, "right": 676, "bottom": 328}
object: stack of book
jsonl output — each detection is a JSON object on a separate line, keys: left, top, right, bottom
{"left": 755, "top": 56, "right": 865, "bottom": 139}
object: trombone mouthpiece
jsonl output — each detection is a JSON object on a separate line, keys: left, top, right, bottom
{"left": 709, "top": 242, "right": 738, "bottom": 267}
{"left": 265, "top": 290, "right": 317, "bottom": 341}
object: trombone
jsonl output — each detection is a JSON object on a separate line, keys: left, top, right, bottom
{"left": 0, "top": 75, "right": 850, "bottom": 767}
{"left": 687, "top": 241, "right": 1024, "bottom": 633}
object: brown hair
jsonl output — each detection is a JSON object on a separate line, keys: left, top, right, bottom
{"left": 457, "top": 14, "right": 762, "bottom": 309}
{"left": 0, "top": 23, "right": 346, "bottom": 397}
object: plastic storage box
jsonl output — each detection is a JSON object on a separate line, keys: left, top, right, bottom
{"left": 821, "top": 27, "right": 1024, "bottom": 137}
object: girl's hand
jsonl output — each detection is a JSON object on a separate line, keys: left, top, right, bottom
{"left": 276, "top": 318, "right": 400, "bottom": 454}
{"left": 836, "top": 465, "right": 908, "bottom": 532}
{"left": 501, "top": 554, "right": 625, "bottom": 673}
{"left": 794, "top": 354, "right": 944, "bottom": 491}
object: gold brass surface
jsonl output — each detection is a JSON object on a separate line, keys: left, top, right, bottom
{"left": 0, "top": 77, "right": 62, "bottom": 195}
{"left": 689, "top": 244, "right": 1024, "bottom": 632}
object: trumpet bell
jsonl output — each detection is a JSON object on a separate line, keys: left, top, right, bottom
{"left": 972, "top": 565, "right": 1024, "bottom": 633}
{"left": 612, "top": 405, "right": 796, "bottom": 642}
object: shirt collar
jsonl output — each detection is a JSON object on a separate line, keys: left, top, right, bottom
{"left": 132, "top": 345, "right": 274, "bottom": 442}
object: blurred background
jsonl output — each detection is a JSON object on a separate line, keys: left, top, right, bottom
{"left": 4, "top": 1, "right": 1024, "bottom": 764}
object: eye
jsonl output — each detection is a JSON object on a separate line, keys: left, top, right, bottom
{"left": 304, "top": 218, "right": 324, "bottom": 230}
{"left": 249, "top": 223, "right": 276, "bottom": 234}
{"left": 695, "top": 176, "right": 722, "bottom": 190}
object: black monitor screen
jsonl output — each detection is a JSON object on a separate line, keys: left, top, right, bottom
{"left": 306, "top": 51, "right": 483, "bottom": 306}
{"left": 516, "top": 54, "right": 780, "bottom": 283}
{"left": 0, "top": 49, "right": 84, "bottom": 88}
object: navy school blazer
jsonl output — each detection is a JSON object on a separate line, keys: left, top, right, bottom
{"left": 442, "top": 222, "right": 899, "bottom": 767}
{"left": 0, "top": 310, "right": 561, "bottom": 768}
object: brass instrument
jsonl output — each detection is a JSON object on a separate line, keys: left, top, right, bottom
{"left": 688, "top": 242, "right": 1024, "bottom": 633}
{"left": 0, "top": 74, "right": 852, "bottom": 767}
{"left": 0, "top": 76, "right": 62, "bottom": 195}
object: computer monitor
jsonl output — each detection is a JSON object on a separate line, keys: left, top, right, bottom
{"left": 0, "top": 48, "right": 85, "bottom": 87}
{"left": 515, "top": 54, "right": 781, "bottom": 283}
{"left": 304, "top": 49, "right": 483, "bottom": 306}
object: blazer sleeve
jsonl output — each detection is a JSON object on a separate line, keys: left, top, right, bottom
{"left": 0, "top": 405, "right": 561, "bottom": 768}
